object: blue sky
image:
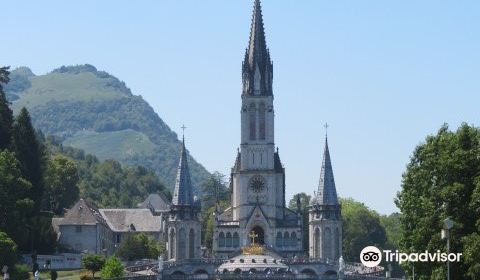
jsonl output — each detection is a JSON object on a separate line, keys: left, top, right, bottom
{"left": 3, "top": 1, "right": 480, "bottom": 214}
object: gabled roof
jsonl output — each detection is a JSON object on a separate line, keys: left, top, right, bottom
{"left": 99, "top": 209, "right": 162, "bottom": 233}
{"left": 57, "top": 199, "right": 106, "bottom": 226}
{"left": 137, "top": 193, "right": 171, "bottom": 212}
{"left": 311, "top": 138, "right": 339, "bottom": 206}
{"left": 172, "top": 137, "right": 194, "bottom": 206}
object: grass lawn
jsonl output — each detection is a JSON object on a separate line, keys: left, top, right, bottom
{"left": 29, "top": 269, "right": 101, "bottom": 280}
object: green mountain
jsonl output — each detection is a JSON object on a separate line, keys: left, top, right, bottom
{"left": 6, "top": 65, "right": 210, "bottom": 192}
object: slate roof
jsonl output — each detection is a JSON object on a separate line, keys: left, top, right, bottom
{"left": 57, "top": 199, "right": 107, "bottom": 226}
{"left": 311, "top": 138, "right": 339, "bottom": 206}
{"left": 137, "top": 193, "right": 171, "bottom": 212}
{"left": 247, "top": 0, "right": 269, "bottom": 68}
{"left": 99, "top": 209, "right": 162, "bottom": 233}
{"left": 172, "top": 137, "right": 194, "bottom": 206}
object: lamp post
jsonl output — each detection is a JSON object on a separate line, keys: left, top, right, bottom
{"left": 442, "top": 217, "right": 454, "bottom": 280}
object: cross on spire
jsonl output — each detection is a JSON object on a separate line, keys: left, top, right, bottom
{"left": 324, "top": 123, "right": 329, "bottom": 138}
{"left": 181, "top": 125, "right": 187, "bottom": 141}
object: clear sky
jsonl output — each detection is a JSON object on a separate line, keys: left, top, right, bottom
{"left": 3, "top": 1, "right": 480, "bottom": 214}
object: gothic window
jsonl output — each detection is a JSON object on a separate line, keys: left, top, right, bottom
{"left": 334, "top": 228, "right": 340, "bottom": 260}
{"left": 178, "top": 228, "right": 186, "bottom": 260}
{"left": 314, "top": 228, "right": 320, "bottom": 258}
{"left": 169, "top": 229, "right": 176, "bottom": 259}
{"left": 249, "top": 103, "right": 256, "bottom": 140}
{"left": 226, "top": 232, "right": 232, "bottom": 247}
{"left": 219, "top": 232, "right": 225, "bottom": 247}
{"left": 276, "top": 232, "right": 282, "bottom": 247}
{"left": 323, "top": 227, "right": 332, "bottom": 261}
{"left": 189, "top": 229, "right": 195, "bottom": 259}
{"left": 291, "top": 232, "right": 297, "bottom": 247}
{"left": 258, "top": 103, "right": 266, "bottom": 140}
{"left": 283, "top": 232, "right": 290, "bottom": 247}
{"left": 233, "top": 233, "right": 240, "bottom": 247}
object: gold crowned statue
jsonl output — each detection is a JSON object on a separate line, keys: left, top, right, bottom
{"left": 242, "top": 231, "right": 265, "bottom": 255}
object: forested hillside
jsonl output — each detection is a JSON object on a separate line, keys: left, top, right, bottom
{"left": 5, "top": 65, "right": 210, "bottom": 191}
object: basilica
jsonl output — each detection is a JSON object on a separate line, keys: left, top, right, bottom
{"left": 161, "top": 0, "right": 348, "bottom": 278}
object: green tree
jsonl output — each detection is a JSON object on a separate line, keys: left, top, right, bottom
{"left": 81, "top": 254, "right": 105, "bottom": 278}
{"left": 44, "top": 155, "right": 80, "bottom": 214}
{"left": 288, "top": 193, "right": 311, "bottom": 252}
{"left": 396, "top": 124, "right": 480, "bottom": 279}
{"left": 116, "top": 234, "right": 165, "bottom": 261}
{"left": 200, "top": 172, "right": 230, "bottom": 210}
{"left": 340, "top": 197, "right": 387, "bottom": 262}
{"left": 0, "top": 232, "right": 18, "bottom": 269}
{"left": 11, "top": 107, "right": 45, "bottom": 211}
{"left": 0, "top": 151, "right": 34, "bottom": 247}
{"left": 100, "top": 256, "right": 124, "bottom": 279}
{"left": 0, "top": 66, "right": 13, "bottom": 150}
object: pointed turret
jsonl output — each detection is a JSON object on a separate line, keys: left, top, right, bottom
{"left": 242, "top": 0, "right": 273, "bottom": 96}
{"left": 312, "top": 138, "right": 339, "bottom": 206}
{"left": 172, "top": 137, "right": 194, "bottom": 206}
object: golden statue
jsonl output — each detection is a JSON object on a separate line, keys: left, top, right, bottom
{"left": 242, "top": 231, "right": 264, "bottom": 255}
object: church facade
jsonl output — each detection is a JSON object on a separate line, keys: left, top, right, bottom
{"left": 164, "top": 0, "right": 342, "bottom": 267}
{"left": 212, "top": 0, "right": 312, "bottom": 258}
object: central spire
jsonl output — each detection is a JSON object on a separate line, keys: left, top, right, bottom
{"left": 248, "top": 0, "right": 268, "bottom": 67}
{"left": 242, "top": 0, "right": 273, "bottom": 96}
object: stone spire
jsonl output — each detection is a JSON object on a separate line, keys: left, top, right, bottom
{"left": 314, "top": 137, "right": 339, "bottom": 205}
{"left": 172, "top": 136, "right": 194, "bottom": 206}
{"left": 242, "top": 0, "right": 273, "bottom": 96}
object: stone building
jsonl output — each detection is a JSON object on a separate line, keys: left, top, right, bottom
{"left": 53, "top": 194, "right": 170, "bottom": 256}
{"left": 212, "top": 0, "right": 303, "bottom": 258}
{"left": 52, "top": 199, "right": 115, "bottom": 255}
{"left": 166, "top": 137, "right": 202, "bottom": 261}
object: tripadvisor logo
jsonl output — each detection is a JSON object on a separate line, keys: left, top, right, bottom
{"left": 360, "top": 246, "right": 462, "bottom": 268}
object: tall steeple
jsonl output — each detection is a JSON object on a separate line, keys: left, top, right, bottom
{"left": 172, "top": 136, "right": 194, "bottom": 206}
{"left": 315, "top": 137, "right": 339, "bottom": 205}
{"left": 242, "top": 0, "right": 273, "bottom": 96}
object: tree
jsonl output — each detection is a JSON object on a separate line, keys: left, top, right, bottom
{"left": 340, "top": 198, "right": 387, "bottom": 262}
{"left": 0, "top": 232, "right": 18, "bottom": 269}
{"left": 81, "top": 254, "right": 105, "bottom": 278}
{"left": 44, "top": 155, "right": 80, "bottom": 214}
{"left": 11, "top": 107, "right": 45, "bottom": 212}
{"left": 288, "top": 193, "right": 311, "bottom": 251}
{"left": 396, "top": 124, "right": 480, "bottom": 279}
{"left": 200, "top": 172, "right": 230, "bottom": 210}
{"left": 100, "top": 256, "right": 124, "bottom": 279}
{"left": 0, "top": 151, "right": 34, "bottom": 247}
{"left": 0, "top": 66, "right": 13, "bottom": 150}
{"left": 116, "top": 234, "right": 165, "bottom": 261}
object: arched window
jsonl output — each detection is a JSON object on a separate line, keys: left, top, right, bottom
{"left": 169, "top": 229, "right": 176, "bottom": 259}
{"left": 249, "top": 103, "right": 256, "bottom": 140}
{"left": 323, "top": 227, "right": 332, "bottom": 260}
{"left": 276, "top": 232, "right": 283, "bottom": 247}
{"left": 178, "top": 228, "right": 186, "bottom": 260}
{"left": 189, "top": 229, "right": 195, "bottom": 259}
{"left": 334, "top": 228, "right": 340, "bottom": 260}
{"left": 219, "top": 232, "right": 225, "bottom": 247}
{"left": 226, "top": 232, "right": 232, "bottom": 247}
{"left": 291, "top": 232, "right": 297, "bottom": 247}
{"left": 314, "top": 228, "right": 320, "bottom": 258}
{"left": 283, "top": 232, "right": 290, "bottom": 247}
{"left": 233, "top": 232, "right": 240, "bottom": 247}
{"left": 258, "top": 103, "right": 266, "bottom": 140}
